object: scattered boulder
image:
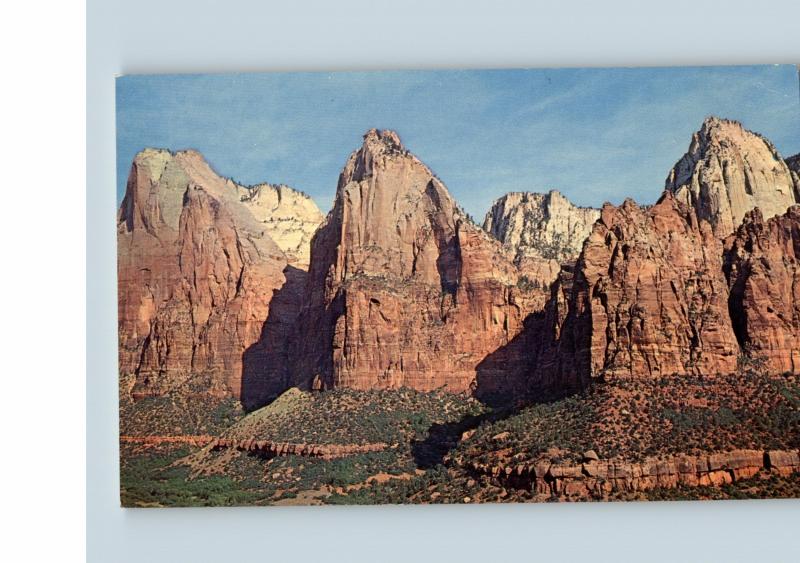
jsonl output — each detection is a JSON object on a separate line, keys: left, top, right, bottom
{"left": 582, "top": 449, "right": 600, "bottom": 462}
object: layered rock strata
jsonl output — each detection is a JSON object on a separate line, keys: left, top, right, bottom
{"left": 453, "top": 449, "right": 800, "bottom": 499}
{"left": 209, "top": 437, "right": 388, "bottom": 460}
{"left": 120, "top": 435, "right": 214, "bottom": 447}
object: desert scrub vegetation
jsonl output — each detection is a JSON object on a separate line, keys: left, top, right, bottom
{"left": 515, "top": 275, "right": 542, "bottom": 292}
{"left": 224, "top": 387, "right": 487, "bottom": 445}
{"left": 640, "top": 471, "right": 800, "bottom": 502}
{"left": 120, "top": 374, "right": 800, "bottom": 506}
{"left": 454, "top": 373, "right": 800, "bottom": 466}
{"left": 325, "top": 465, "right": 469, "bottom": 505}
{"left": 261, "top": 449, "right": 416, "bottom": 492}
{"left": 120, "top": 444, "right": 276, "bottom": 507}
{"left": 150, "top": 448, "right": 424, "bottom": 506}
{"left": 120, "top": 393, "right": 244, "bottom": 436}
{"left": 452, "top": 393, "right": 597, "bottom": 465}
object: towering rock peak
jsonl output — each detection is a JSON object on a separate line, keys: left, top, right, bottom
{"left": 363, "top": 127, "right": 403, "bottom": 152}
{"left": 118, "top": 148, "right": 190, "bottom": 233}
{"left": 339, "top": 128, "right": 418, "bottom": 185}
{"left": 484, "top": 190, "right": 600, "bottom": 264}
{"left": 117, "top": 147, "right": 316, "bottom": 406}
{"left": 317, "top": 128, "right": 474, "bottom": 286}
{"left": 119, "top": 148, "right": 323, "bottom": 266}
{"left": 535, "top": 192, "right": 740, "bottom": 384}
{"left": 294, "top": 129, "right": 539, "bottom": 396}
{"left": 666, "top": 116, "right": 797, "bottom": 237}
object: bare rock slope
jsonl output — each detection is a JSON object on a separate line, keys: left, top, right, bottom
{"left": 666, "top": 117, "right": 798, "bottom": 238}
{"left": 483, "top": 190, "right": 599, "bottom": 286}
{"left": 239, "top": 183, "right": 324, "bottom": 267}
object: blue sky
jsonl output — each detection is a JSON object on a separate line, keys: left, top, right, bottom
{"left": 116, "top": 65, "right": 799, "bottom": 218}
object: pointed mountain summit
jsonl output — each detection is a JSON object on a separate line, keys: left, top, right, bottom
{"left": 532, "top": 118, "right": 800, "bottom": 385}
{"left": 666, "top": 116, "right": 798, "bottom": 237}
{"left": 308, "top": 128, "right": 474, "bottom": 286}
{"left": 293, "top": 129, "right": 545, "bottom": 398}
{"left": 118, "top": 148, "right": 321, "bottom": 404}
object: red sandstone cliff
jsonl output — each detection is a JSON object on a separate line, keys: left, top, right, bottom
{"left": 292, "top": 129, "right": 545, "bottom": 397}
{"left": 117, "top": 149, "right": 296, "bottom": 403}
{"left": 724, "top": 206, "right": 800, "bottom": 374}
{"left": 119, "top": 119, "right": 800, "bottom": 406}
{"left": 534, "top": 118, "right": 800, "bottom": 385}
{"left": 535, "top": 193, "right": 740, "bottom": 384}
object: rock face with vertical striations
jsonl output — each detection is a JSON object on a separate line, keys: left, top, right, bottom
{"left": 666, "top": 116, "right": 798, "bottom": 238}
{"left": 117, "top": 149, "right": 309, "bottom": 403}
{"left": 535, "top": 192, "right": 741, "bottom": 384}
{"left": 724, "top": 205, "right": 800, "bottom": 374}
{"left": 483, "top": 190, "right": 600, "bottom": 287}
{"left": 292, "top": 129, "right": 545, "bottom": 398}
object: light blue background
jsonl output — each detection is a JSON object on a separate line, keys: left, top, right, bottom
{"left": 88, "top": 1, "right": 800, "bottom": 561}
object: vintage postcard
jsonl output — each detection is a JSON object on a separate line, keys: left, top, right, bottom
{"left": 117, "top": 65, "right": 800, "bottom": 506}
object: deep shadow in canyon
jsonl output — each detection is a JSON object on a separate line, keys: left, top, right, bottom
{"left": 241, "top": 268, "right": 588, "bottom": 472}
{"left": 240, "top": 265, "right": 307, "bottom": 411}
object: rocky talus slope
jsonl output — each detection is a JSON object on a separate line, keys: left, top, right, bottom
{"left": 666, "top": 117, "right": 798, "bottom": 238}
{"left": 483, "top": 190, "right": 600, "bottom": 286}
{"left": 292, "top": 129, "right": 547, "bottom": 397}
{"left": 117, "top": 149, "right": 321, "bottom": 403}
